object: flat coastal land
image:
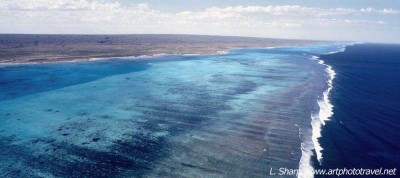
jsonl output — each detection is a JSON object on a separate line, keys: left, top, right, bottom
{"left": 0, "top": 34, "right": 330, "bottom": 63}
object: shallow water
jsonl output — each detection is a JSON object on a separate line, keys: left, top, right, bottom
{"left": 0, "top": 45, "right": 342, "bottom": 177}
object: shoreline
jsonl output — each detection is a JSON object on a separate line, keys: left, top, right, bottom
{"left": 0, "top": 34, "right": 335, "bottom": 65}
{"left": 0, "top": 44, "right": 341, "bottom": 67}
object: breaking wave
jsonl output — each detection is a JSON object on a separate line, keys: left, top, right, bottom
{"left": 298, "top": 45, "right": 346, "bottom": 178}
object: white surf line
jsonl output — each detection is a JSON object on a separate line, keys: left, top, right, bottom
{"left": 298, "top": 55, "right": 336, "bottom": 178}
{"left": 298, "top": 45, "right": 348, "bottom": 178}
{"left": 0, "top": 53, "right": 204, "bottom": 67}
{"left": 88, "top": 53, "right": 202, "bottom": 61}
{"left": 311, "top": 44, "right": 351, "bottom": 164}
{"left": 312, "top": 58, "right": 336, "bottom": 162}
{"left": 217, "top": 50, "right": 229, "bottom": 54}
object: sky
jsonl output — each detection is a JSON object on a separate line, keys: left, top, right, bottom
{"left": 1, "top": 0, "right": 399, "bottom": 43}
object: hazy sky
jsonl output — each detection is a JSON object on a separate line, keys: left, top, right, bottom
{"left": 1, "top": 0, "right": 399, "bottom": 43}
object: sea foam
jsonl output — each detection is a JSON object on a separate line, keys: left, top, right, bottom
{"left": 298, "top": 46, "right": 345, "bottom": 178}
{"left": 311, "top": 58, "right": 336, "bottom": 162}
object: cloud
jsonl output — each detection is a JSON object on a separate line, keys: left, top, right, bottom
{"left": 0, "top": 0, "right": 399, "bottom": 42}
{"left": 0, "top": 0, "right": 121, "bottom": 11}
{"left": 381, "top": 8, "right": 399, "bottom": 14}
{"left": 177, "top": 5, "right": 399, "bottom": 18}
{"left": 361, "top": 7, "right": 399, "bottom": 14}
{"left": 136, "top": 3, "right": 149, "bottom": 11}
{"left": 199, "top": 5, "right": 314, "bottom": 15}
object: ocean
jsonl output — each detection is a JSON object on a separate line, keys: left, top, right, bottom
{"left": 1, "top": 43, "right": 397, "bottom": 177}
{"left": 315, "top": 44, "right": 400, "bottom": 174}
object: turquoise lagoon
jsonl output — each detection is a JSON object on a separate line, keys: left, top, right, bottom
{"left": 0, "top": 45, "right": 343, "bottom": 177}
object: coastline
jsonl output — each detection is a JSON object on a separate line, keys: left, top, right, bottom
{"left": 0, "top": 53, "right": 197, "bottom": 66}
{"left": 0, "top": 34, "right": 334, "bottom": 64}
{"left": 0, "top": 44, "right": 343, "bottom": 67}
{"left": 0, "top": 48, "right": 312, "bottom": 67}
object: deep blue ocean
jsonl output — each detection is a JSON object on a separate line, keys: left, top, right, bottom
{"left": 0, "top": 43, "right": 398, "bottom": 177}
{"left": 315, "top": 44, "right": 400, "bottom": 174}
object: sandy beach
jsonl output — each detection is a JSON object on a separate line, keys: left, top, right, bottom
{"left": 0, "top": 34, "right": 330, "bottom": 63}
